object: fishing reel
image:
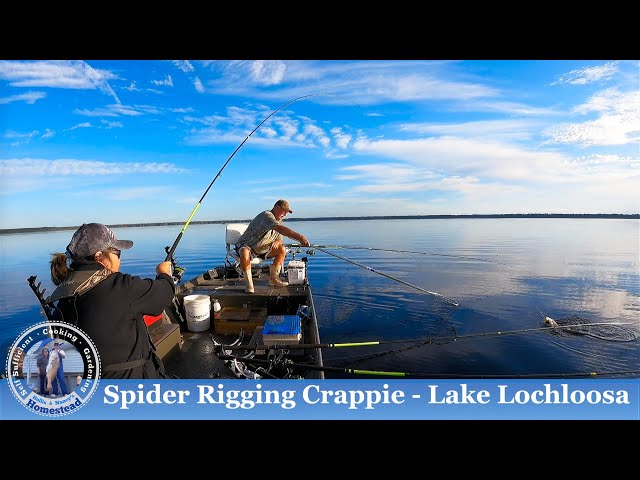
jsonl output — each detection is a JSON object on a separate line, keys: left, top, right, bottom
{"left": 164, "top": 246, "right": 186, "bottom": 284}
{"left": 287, "top": 244, "right": 316, "bottom": 258}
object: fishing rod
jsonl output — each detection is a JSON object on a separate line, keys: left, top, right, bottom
{"left": 218, "top": 321, "right": 637, "bottom": 351}
{"left": 215, "top": 354, "right": 640, "bottom": 379}
{"left": 289, "top": 243, "right": 532, "bottom": 273}
{"left": 313, "top": 246, "right": 460, "bottom": 307}
{"left": 216, "top": 353, "right": 413, "bottom": 377}
{"left": 165, "top": 94, "right": 322, "bottom": 262}
{"left": 289, "top": 242, "right": 553, "bottom": 321}
{"left": 327, "top": 320, "right": 639, "bottom": 368}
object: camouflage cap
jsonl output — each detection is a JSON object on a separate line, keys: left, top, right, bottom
{"left": 67, "top": 223, "right": 133, "bottom": 259}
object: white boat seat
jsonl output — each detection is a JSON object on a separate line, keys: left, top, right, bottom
{"left": 224, "top": 223, "right": 289, "bottom": 270}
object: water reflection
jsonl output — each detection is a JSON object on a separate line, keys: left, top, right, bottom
{"left": 2, "top": 219, "right": 638, "bottom": 377}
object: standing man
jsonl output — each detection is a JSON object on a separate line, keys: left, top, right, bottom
{"left": 235, "top": 199, "right": 310, "bottom": 293}
{"left": 36, "top": 347, "right": 50, "bottom": 395}
{"left": 50, "top": 342, "right": 68, "bottom": 396}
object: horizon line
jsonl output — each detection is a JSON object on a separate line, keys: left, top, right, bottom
{"left": 2, "top": 213, "right": 638, "bottom": 235}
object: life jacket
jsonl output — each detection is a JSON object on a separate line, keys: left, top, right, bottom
{"left": 46, "top": 267, "right": 166, "bottom": 378}
{"left": 46, "top": 268, "right": 112, "bottom": 304}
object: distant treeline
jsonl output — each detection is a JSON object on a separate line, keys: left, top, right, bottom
{"left": 1, "top": 213, "right": 638, "bottom": 235}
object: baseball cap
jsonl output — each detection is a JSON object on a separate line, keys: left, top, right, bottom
{"left": 274, "top": 199, "right": 293, "bottom": 213}
{"left": 67, "top": 223, "right": 133, "bottom": 259}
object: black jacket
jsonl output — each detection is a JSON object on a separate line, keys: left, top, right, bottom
{"left": 50, "top": 263, "right": 176, "bottom": 379}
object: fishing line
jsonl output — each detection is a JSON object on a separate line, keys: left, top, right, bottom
{"left": 298, "top": 244, "right": 635, "bottom": 346}
{"left": 313, "top": 246, "right": 460, "bottom": 307}
{"left": 547, "top": 339, "right": 607, "bottom": 358}
{"left": 324, "top": 321, "right": 638, "bottom": 367}
{"left": 221, "top": 321, "right": 636, "bottom": 352}
{"left": 295, "top": 244, "right": 534, "bottom": 274}
{"left": 165, "top": 93, "right": 359, "bottom": 262}
{"left": 214, "top": 321, "right": 638, "bottom": 378}
{"left": 293, "top": 243, "right": 560, "bottom": 325}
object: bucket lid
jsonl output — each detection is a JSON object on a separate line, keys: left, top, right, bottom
{"left": 184, "top": 294, "right": 210, "bottom": 302}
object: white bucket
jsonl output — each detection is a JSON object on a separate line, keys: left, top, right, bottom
{"left": 183, "top": 294, "right": 211, "bottom": 332}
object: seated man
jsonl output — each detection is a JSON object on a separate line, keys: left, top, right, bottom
{"left": 235, "top": 199, "right": 310, "bottom": 293}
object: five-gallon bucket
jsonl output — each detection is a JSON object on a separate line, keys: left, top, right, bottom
{"left": 183, "top": 294, "right": 211, "bottom": 332}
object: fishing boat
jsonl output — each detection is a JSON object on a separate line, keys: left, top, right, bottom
{"left": 147, "top": 223, "right": 324, "bottom": 380}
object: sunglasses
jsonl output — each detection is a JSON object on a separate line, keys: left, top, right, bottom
{"left": 108, "top": 248, "right": 121, "bottom": 258}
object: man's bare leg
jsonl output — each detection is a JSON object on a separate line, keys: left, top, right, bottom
{"left": 239, "top": 247, "right": 254, "bottom": 293}
{"left": 267, "top": 241, "right": 288, "bottom": 286}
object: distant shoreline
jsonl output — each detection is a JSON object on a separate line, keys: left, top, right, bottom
{"left": 1, "top": 213, "right": 638, "bottom": 235}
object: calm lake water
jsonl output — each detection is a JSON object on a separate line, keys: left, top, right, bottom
{"left": 1, "top": 218, "right": 638, "bottom": 379}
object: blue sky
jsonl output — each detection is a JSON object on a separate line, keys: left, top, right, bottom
{"left": 1, "top": 59, "right": 638, "bottom": 229}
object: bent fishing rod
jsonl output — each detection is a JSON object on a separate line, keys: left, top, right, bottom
{"left": 165, "top": 94, "right": 322, "bottom": 262}
{"left": 312, "top": 246, "right": 460, "bottom": 307}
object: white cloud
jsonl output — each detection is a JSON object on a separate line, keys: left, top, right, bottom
{"left": 0, "top": 91, "right": 46, "bottom": 105}
{"left": 248, "top": 60, "right": 287, "bottom": 85}
{"left": 151, "top": 75, "right": 174, "bottom": 87}
{"left": 68, "top": 122, "right": 92, "bottom": 130}
{"left": 551, "top": 62, "right": 619, "bottom": 86}
{"left": 3, "top": 130, "right": 40, "bottom": 146}
{"left": 74, "top": 103, "right": 158, "bottom": 117}
{"left": 0, "top": 158, "right": 188, "bottom": 179}
{"left": 3, "top": 130, "right": 39, "bottom": 140}
{"left": 350, "top": 134, "right": 637, "bottom": 186}
{"left": 100, "top": 120, "right": 123, "bottom": 129}
{"left": 182, "top": 103, "right": 345, "bottom": 153}
{"left": 544, "top": 117, "right": 640, "bottom": 146}
{"left": 172, "top": 60, "right": 195, "bottom": 73}
{"left": 573, "top": 88, "right": 640, "bottom": 115}
{"left": 544, "top": 89, "right": 640, "bottom": 146}
{"left": 194, "top": 77, "right": 204, "bottom": 93}
{"left": 330, "top": 127, "right": 352, "bottom": 149}
{"left": 0, "top": 60, "right": 120, "bottom": 103}
{"left": 205, "top": 60, "right": 499, "bottom": 106}
{"left": 169, "top": 107, "right": 194, "bottom": 114}
{"left": 73, "top": 107, "right": 120, "bottom": 117}
{"left": 452, "top": 100, "right": 558, "bottom": 116}
{"left": 275, "top": 117, "right": 300, "bottom": 140}
{"left": 400, "top": 119, "right": 544, "bottom": 141}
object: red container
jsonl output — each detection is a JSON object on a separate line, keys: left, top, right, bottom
{"left": 144, "top": 314, "right": 163, "bottom": 326}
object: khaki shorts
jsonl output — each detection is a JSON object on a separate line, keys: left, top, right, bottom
{"left": 235, "top": 244, "right": 271, "bottom": 260}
